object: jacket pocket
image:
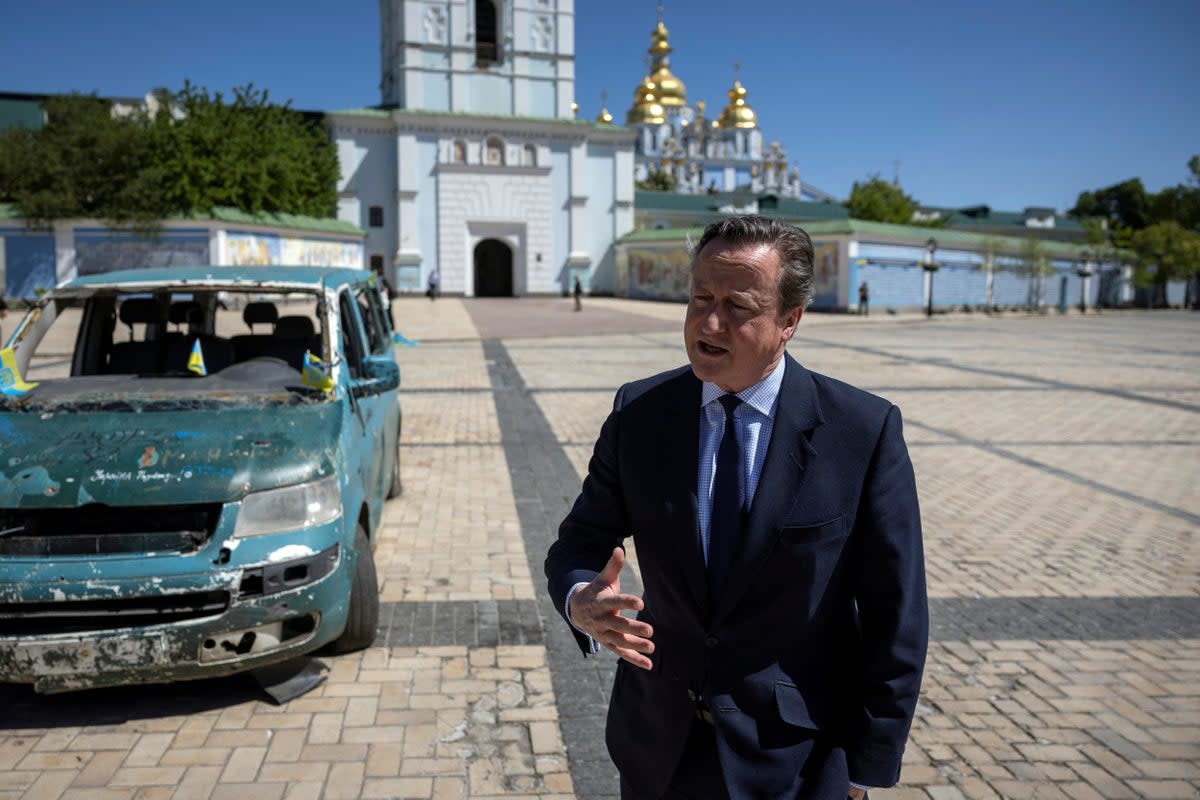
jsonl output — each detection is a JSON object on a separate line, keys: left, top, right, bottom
{"left": 778, "top": 515, "right": 847, "bottom": 546}
{"left": 774, "top": 681, "right": 819, "bottom": 730}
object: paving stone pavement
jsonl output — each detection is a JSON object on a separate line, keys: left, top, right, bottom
{"left": 2, "top": 298, "right": 1198, "bottom": 799}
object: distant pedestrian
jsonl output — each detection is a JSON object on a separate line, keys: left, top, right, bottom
{"left": 427, "top": 268, "right": 440, "bottom": 301}
{"left": 0, "top": 297, "right": 7, "bottom": 343}
{"left": 859, "top": 280, "right": 870, "bottom": 316}
{"left": 573, "top": 276, "right": 583, "bottom": 312}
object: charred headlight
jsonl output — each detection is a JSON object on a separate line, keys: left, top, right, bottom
{"left": 233, "top": 476, "right": 341, "bottom": 538}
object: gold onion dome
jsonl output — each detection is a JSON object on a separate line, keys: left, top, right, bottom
{"left": 647, "top": 21, "right": 686, "bottom": 107}
{"left": 626, "top": 75, "right": 664, "bottom": 125}
{"left": 717, "top": 80, "right": 757, "bottom": 129}
{"left": 596, "top": 106, "right": 613, "bottom": 124}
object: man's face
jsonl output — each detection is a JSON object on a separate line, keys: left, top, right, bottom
{"left": 684, "top": 238, "right": 803, "bottom": 393}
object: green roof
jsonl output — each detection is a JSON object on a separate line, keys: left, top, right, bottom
{"left": 0, "top": 204, "right": 361, "bottom": 236}
{"left": 634, "top": 190, "right": 848, "bottom": 221}
{"left": 920, "top": 204, "right": 1085, "bottom": 232}
{"left": 620, "top": 218, "right": 1107, "bottom": 260}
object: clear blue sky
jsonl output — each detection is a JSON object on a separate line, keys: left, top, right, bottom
{"left": 3, "top": 0, "right": 1197, "bottom": 213}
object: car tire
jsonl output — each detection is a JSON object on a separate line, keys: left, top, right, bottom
{"left": 330, "top": 524, "right": 379, "bottom": 653}
{"left": 386, "top": 422, "right": 403, "bottom": 499}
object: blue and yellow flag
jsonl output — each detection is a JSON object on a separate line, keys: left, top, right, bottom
{"left": 301, "top": 350, "right": 334, "bottom": 392}
{"left": 187, "top": 339, "right": 207, "bottom": 376}
{"left": 0, "top": 347, "right": 38, "bottom": 397}
{"left": 392, "top": 332, "right": 419, "bottom": 347}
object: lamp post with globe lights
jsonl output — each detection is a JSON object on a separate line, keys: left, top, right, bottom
{"left": 923, "top": 237, "right": 939, "bottom": 318}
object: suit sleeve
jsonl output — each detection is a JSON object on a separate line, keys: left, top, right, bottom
{"left": 545, "top": 386, "right": 633, "bottom": 656}
{"left": 847, "top": 404, "right": 929, "bottom": 787}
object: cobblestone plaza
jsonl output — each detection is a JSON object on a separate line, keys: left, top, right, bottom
{"left": 2, "top": 298, "right": 1197, "bottom": 799}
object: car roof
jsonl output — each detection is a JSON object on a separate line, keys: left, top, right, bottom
{"left": 59, "top": 265, "right": 375, "bottom": 293}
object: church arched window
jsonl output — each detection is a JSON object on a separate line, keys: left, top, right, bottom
{"left": 452, "top": 139, "right": 467, "bottom": 164}
{"left": 485, "top": 136, "right": 505, "bottom": 166}
{"left": 523, "top": 144, "right": 537, "bottom": 166}
{"left": 475, "top": 0, "right": 500, "bottom": 67}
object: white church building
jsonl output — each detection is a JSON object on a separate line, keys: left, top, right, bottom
{"left": 326, "top": 0, "right": 635, "bottom": 296}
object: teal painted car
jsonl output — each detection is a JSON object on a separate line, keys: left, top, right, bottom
{"left": 0, "top": 266, "right": 402, "bottom": 693}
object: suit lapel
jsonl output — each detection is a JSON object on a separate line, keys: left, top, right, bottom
{"left": 713, "top": 354, "right": 823, "bottom": 622}
{"left": 665, "top": 373, "right": 710, "bottom": 619}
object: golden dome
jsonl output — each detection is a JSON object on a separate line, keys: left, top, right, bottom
{"left": 647, "top": 21, "right": 686, "bottom": 107}
{"left": 716, "top": 80, "right": 757, "bottom": 129}
{"left": 626, "top": 75, "right": 664, "bottom": 125}
{"left": 596, "top": 106, "right": 613, "bottom": 124}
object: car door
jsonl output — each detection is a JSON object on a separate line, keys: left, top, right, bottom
{"left": 337, "top": 284, "right": 397, "bottom": 528}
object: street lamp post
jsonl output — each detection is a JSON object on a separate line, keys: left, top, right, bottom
{"left": 923, "top": 237, "right": 939, "bottom": 318}
{"left": 1076, "top": 249, "right": 1095, "bottom": 313}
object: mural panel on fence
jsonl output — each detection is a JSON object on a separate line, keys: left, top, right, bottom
{"left": 227, "top": 231, "right": 362, "bottom": 268}
{"left": 626, "top": 245, "right": 692, "bottom": 301}
{"left": 810, "top": 242, "right": 840, "bottom": 309}
{"left": 75, "top": 229, "right": 209, "bottom": 276}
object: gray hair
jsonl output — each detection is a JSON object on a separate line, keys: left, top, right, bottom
{"left": 691, "top": 215, "right": 815, "bottom": 311}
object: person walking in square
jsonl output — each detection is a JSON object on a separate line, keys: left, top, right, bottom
{"left": 858, "top": 280, "right": 870, "bottom": 316}
{"left": 546, "top": 215, "right": 927, "bottom": 799}
{"left": 427, "top": 267, "right": 440, "bottom": 301}
{"left": 574, "top": 275, "right": 583, "bottom": 312}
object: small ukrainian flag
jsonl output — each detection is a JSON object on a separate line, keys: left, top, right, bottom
{"left": 301, "top": 350, "right": 334, "bottom": 392}
{"left": 392, "top": 332, "right": 419, "bottom": 347}
{"left": 187, "top": 339, "right": 207, "bottom": 376}
{"left": 0, "top": 347, "right": 38, "bottom": 397}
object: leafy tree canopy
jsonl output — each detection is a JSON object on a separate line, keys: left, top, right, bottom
{"left": 846, "top": 175, "right": 917, "bottom": 225}
{"left": 1130, "top": 221, "right": 1200, "bottom": 287}
{"left": 1071, "top": 156, "right": 1200, "bottom": 234}
{"left": 635, "top": 168, "right": 676, "bottom": 192}
{"left": 0, "top": 83, "right": 339, "bottom": 231}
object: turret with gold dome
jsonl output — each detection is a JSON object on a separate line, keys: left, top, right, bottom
{"left": 623, "top": 7, "right": 806, "bottom": 200}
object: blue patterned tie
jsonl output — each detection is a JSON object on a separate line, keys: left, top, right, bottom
{"left": 708, "top": 394, "right": 744, "bottom": 597}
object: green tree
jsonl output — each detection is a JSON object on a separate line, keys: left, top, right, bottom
{"left": 145, "top": 82, "right": 338, "bottom": 218}
{"left": 1129, "top": 221, "right": 1200, "bottom": 307}
{"left": 0, "top": 93, "right": 169, "bottom": 229}
{"left": 846, "top": 175, "right": 916, "bottom": 224}
{"left": 1016, "top": 236, "right": 1056, "bottom": 309}
{"left": 0, "top": 83, "right": 339, "bottom": 230}
{"left": 976, "top": 235, "right": 1005, "bottom": 311}
{"left": 636, "top": 168, "right": 676, "bottom": 192}
{"left": 1071, "top": 178, "right": 1151, "bottom": 231}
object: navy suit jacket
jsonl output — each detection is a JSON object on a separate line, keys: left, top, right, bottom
{"left": 545, "top": 353, "right": 928, "bottom": 798}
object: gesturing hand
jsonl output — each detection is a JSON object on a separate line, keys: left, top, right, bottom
{"left": 569, "top": 547, "right": 655, "bottom": 670}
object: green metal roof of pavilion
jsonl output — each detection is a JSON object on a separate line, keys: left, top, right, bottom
{"left": 619, "top": 218, "right": 1106, "bottom": 261}
{"left": 0, "top": 204, "right": 362, "bottom": 236}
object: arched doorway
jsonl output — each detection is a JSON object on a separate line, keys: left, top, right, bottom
{"left": 474, "top": 239, "right": 513, "bottom": 297}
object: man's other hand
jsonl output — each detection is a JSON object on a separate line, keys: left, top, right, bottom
{"left": 569, "top": 547, "right": 655, "bottom": 670}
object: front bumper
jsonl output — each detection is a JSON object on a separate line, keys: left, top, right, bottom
{"left": 0, "top": 528, "right": 352, "bottom": 693}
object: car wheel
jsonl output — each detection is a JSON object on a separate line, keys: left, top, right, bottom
{"left": 386, "top": 424, "right": 403, "bottom": 499}
{"left": 330, "top": 524, "right": 379, "bottom": 653}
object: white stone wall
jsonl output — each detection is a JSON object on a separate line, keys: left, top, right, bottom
{"left": 435, "top": 168, "right": 553, "bottom": 295}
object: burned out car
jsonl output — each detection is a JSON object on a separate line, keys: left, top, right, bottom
{"left": 0, "top": 266, "right": 402, "bottom": 693}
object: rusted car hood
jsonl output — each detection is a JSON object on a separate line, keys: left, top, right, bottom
{"left": 0, "top": 403, "right": 342, "bottom": 508}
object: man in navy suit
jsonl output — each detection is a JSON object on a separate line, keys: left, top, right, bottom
{"left": 545, "top": 215, "right": 927, "bottom": 799}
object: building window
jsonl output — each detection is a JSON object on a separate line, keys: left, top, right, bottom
{"left": 452, "top": 139, "right": 467, "bottom": 163}
{"left": 523, "top": 143, "right": 537, "bottom": 166}
{"left": 475, "top": 0, "right": 500, "bottom": 66}
{"left": 485, "top": 136, "right": 504, "bottom": 166}
{"left": 368, "top": 206, "right": 384, "bottom": 227}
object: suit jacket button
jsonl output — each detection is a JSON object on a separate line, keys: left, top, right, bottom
{"left": 705, "top": 636, "right": 719, "bottom": 648}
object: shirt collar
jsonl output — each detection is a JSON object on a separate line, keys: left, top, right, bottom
{"left": 699, "top": 355, "right": 786, "bottom": 418}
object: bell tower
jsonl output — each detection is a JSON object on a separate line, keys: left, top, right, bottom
{"left": 379, "top": 0, "right": 576, "bottom": 118}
